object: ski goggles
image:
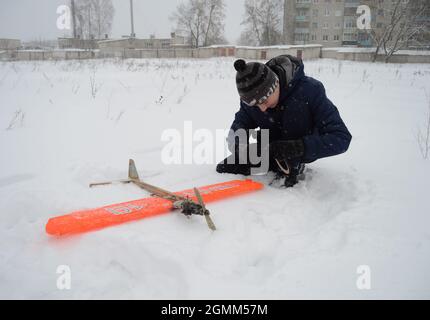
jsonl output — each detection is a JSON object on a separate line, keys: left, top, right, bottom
{"left": 242, "top": 78, "right": 279, "bottom": 107}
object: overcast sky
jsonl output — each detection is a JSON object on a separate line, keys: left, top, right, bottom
{"left": 0, "top": 0, "right": 246, "bottom": 43}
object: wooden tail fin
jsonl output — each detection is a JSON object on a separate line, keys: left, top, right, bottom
{"left": 128, "top": 159, "right": 140, "bottom": 181}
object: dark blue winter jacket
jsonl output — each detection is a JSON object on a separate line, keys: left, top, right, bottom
{"left": 230, "top": 57, "right": 352, "bottom": 164}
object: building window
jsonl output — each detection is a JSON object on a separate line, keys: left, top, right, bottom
{"left": 344, "top": 19, "right": 355, "bottom": 29}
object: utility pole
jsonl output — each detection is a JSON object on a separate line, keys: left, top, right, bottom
{"left": 88, "top": 4, "right": 92, "bottom": 39}
{"left": 130, "top": 0, "right": 136, "bottom": 38}
{"left": 71, "top": 0, "right": 77, "bottom": 38}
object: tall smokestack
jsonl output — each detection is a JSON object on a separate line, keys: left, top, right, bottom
{"left": 130, "top": 0, "right": 135, "bottom": 38}
{"left": 88, "top": 4, "right": 92, "bottom": 39}
{"left": 71, "top": 0, "right": 77, "bottom": 38}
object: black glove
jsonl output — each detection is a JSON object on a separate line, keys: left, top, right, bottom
{"left": 269, "top": 139, "right": 305, "bottom": 161}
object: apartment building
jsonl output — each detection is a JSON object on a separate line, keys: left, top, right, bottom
{"left": 284, "top": 0, "right": 348, "bottom": 47}
{"left": 284, "top": 0, "right": 429, "bottom": 48}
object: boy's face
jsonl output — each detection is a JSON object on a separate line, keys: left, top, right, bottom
{"left": 256, "top": 84, "right": 280, "bottom": 113}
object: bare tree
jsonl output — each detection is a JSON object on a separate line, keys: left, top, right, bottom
{"left": 74, "top": 0, "right": 115, "bottom": 39}
{"left": 240, "top": 1, "right": 262, "bottom": 46}
{"left": 170, "top": 0, "right": 226, "bottom": 48}
{"left": 203, "top": 0, "right": 227, "bottom": 46}
{"left": 237, "top": 29, "right": 259, "bottom": 47}
{"left": 92, "top": 0, "right": 115, "bottom": 39}
{"left": 364, "top": 0, "right": 430, "bottom": 63}
{"left": 239, "top": 0, "right": 283, "bottom": 47}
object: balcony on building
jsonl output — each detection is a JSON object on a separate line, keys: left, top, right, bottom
{"left": 357, "top": 32, "right": 373, "bottom": 47}
{"left": 295, "top": 28, "right": 310, "bottom": 34}
{"left": 295, "top": 0, "right": 311, "bottom": 9}
{"left": 344, "top": 7, "right": 359, "bottom": 16}
{"left": 295, "top": 15, "right": 310, "bottom": 22}
{"left": 344, "top": 0, "right": 360, "bottom": 8}
{"left": 342, "top": 31, "right": 358, "bottom": 46}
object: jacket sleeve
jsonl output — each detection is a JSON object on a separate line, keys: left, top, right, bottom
{"left": 230, "top": 101, "right": 258, "bottom": 132}
{"left": 226, "top": 101, "right": 258, "bottom": 152}
{"left": 302, "top": 82, "right": 352, "bottom": 163}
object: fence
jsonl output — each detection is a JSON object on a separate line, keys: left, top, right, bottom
{"left": 2, "top": 45, "right": 430, "bottom": 63}
{"left": 322, "top": 48, "right": 430, "bottom": 63}
{"left": 2, "top": 45, "right": 321, "bottom": 62}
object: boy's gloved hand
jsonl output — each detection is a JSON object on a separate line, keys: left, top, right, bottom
{"left": 269, "top": 139, "right": 305, "bottom": 161}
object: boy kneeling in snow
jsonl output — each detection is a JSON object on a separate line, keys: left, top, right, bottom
{"left": 216, "top": 55, "right": 352, "bottom": 187}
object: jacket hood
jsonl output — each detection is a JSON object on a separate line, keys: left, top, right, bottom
{"left": 266, "top": 54, "right": 305, "bottom": 101}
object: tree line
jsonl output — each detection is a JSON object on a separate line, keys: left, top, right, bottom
{"left": 67, "top": 0, "right": 429, "bottom": 63}
{"left": 170, "top": 0, "right": 284, "bottom": 48}
{"left": 70, "top": 0, "right": 115, "bottom": 40}
{"left": 171, "top": 0, "right": 429, "bottom": 62}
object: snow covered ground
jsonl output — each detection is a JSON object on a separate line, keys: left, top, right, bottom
{"left": 0, "top": 57, "right": 429, "bottom": 299}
